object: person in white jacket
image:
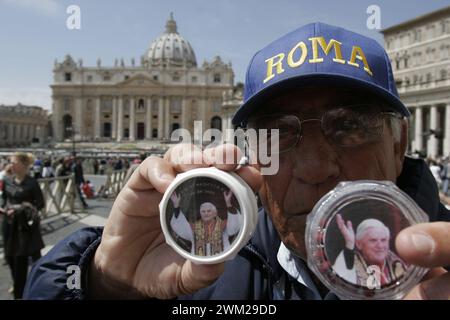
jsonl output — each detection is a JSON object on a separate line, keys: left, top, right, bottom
{"left": 170, "top": 190, "right": 241, "bottom": 256}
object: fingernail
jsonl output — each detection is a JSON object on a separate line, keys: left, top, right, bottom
{"left": 410, "top": 232, "right": 435, "bottom": 256}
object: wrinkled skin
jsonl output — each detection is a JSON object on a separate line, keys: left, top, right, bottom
{"left": 255, "top": 88, "right": 403, "bottom": 259}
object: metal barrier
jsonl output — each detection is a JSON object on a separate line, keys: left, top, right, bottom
{"left": 35, "top": 169, "right": 128, "bottom": 218}
{"left": 37, "top": 175, "right": 76, "bottom": 218}
{"left": 99, "top": 169, "right": 128, "bottom": 198}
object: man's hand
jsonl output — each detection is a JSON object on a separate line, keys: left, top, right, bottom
{"left": 396, "top": 222, "right": 450, "bottom": 300}
{"left": 336, "top": 213, "right": 355, "bottom": 250}
{"left": 89, "top": 143, "right": 262, "bottom": 299}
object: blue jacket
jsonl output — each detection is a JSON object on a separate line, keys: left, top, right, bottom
{"left": 23, "top": 157, "right": 450, "bottom": 299}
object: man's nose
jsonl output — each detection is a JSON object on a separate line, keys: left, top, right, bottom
{"left": 290, "top": 124, "right": 340, "bottom": 185}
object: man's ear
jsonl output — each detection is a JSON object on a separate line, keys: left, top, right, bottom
{"left": 394, "top": 119, "right": 408, "bottom": 177}
{"left": 355, "top": 240, "right": 362, "bottom": 251}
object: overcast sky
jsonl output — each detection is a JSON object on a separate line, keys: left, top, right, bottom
{"left": 0, "top": 0, "right": 449, "bottom": 110}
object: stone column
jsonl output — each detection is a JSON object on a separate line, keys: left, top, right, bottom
{"left": 197, "top": 98, "right": 207, "bottom": 142}
{"left": 158, "top": 97, "right": 164, "bottom": 139}
{"left": 165, "top": 97, "right": 170, "bottom": 139}
{"left": 117, "top": 96, "right": 123, "bottom": 142}
{"left": 414, "top": 107, "right": 423, "bottom": 152}
{"left": 29, "top": 125, "right": 34, "bottom": 141}
{"left": 16, "top": 124, "right": 21, "bottom": 145}
{"left": 24, "top": 124, "right": 28, "bottom": 142}
{"left": 428, "top": 105, "right": 439, "bottom": 158}
{"left": 221, "top": 115, "right": 228, "bottom": 142}
{"left": 94, "top": 97, "right": 101, "bottom": 139}
{"left": 8, "top": 123, "right": 14, "bottom": 145}
{"left": 14, "top": 124, "right": 19, "bottom": 145}
{"left": 146, "top": 97, "right": 152, "bottom": 139}
{"left": 14, "top": 124, "right": 19, "bottom": 143}
{"left": 20, "top": 124, "right": 24, "bottom": 143}
{"left": 22, "top": 124, "right": 28, "bottom": 142}
{"left": 444, "top": 103, "right": 450, "bottom": 157}
{"left": 29, "top": 125, "right": 35, "bottom": 143}
{"left": 129, "top": 97, "right": 135, "bottom": 141}
{"left": 112, "top": 97, "right": 117, "bottom": 139}
{"left": 181, "top": 97, "right": 187, "bottom": 129}
{"left": 74, "top": 97, "right": 83, "bottom": 139}
{"left": 17, "top": 124, "right": 21, "bottom": 143}
{"left": 202, "top": 99, "right": 208, "bottom": 132}
{"left": 28, "top": 125, "right": 33, "bottom": 143}
{"left": 29, "top": 125, "right": 33, "bottom": 141}
{"left": 31, "top": 125, "right": 37, "bottom": 141}
{"left": 36, "top": 125, "right": 43, "bottom": 144}
{"left": 22, "top": 125, "right": 27, "bottom": 143}
{"left": 230, "top": 116, "right": 234, "bottom": 142}
{"left": 53, "top": 97, "right": 63, "bottom": 142}
{"left": 16, "top": 125, "right": 20, "bottom": 144}
{"left": 21, "top": 124, "right": 26, "bottom": 142}
{"left": 31, "top": 125, "right": 35, "bottom": 142}
{"left": 27, "top": 125, "right": 31, "bottom": 143}
{"left": 25, "top": 124, "right": 30, "bottom": 142}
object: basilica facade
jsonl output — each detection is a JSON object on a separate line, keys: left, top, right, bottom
{"left": 51, "top": 14, "right": 237, "bottom": 143}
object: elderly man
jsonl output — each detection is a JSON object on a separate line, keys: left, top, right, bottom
{"left": 333, "top": 216, "right": 406, "bottom": 287}
{"left": 169, "top": 190, "right": 240, "bottom": 256}
{"left": 25, "top": 22, "right": 450, "bottom": 300}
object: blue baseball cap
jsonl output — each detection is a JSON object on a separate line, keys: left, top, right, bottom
{"left": 232, "top": 22, "right": 410, "bottom": 126}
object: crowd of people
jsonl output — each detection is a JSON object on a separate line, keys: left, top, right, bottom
{"left": 0, "top": 155, "right": 136, "bottom": 200}
{"left": 0, "top": 152, "right": 149, "bottom": 299}
{"left": 427, "top": 157, "right": 450, "bottom": 196}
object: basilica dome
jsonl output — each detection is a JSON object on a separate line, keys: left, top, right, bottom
{"left": 146, "top": 13, "right": 197, "bottom": 67}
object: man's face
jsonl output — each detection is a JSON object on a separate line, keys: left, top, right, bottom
{"left": 356, "top": 227, "right": 390, "bottom": 266}
{"left": 254, "top": 87, "right": 406, "bottom": 258}
{"left": 200, "top": 204, "right": 217, "bottom": 222}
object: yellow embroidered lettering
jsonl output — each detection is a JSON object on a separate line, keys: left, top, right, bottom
{"left": 308, "top": 37, "right": 346, "bottom": 64}
{"left": 287, "top": 41, "right": 307, "bottom": 68}
{"left": 347, "top": 46, "right": 373, "bottom": 76}
{"left": 263, "top": 53, "right": 285, "bottom": 83}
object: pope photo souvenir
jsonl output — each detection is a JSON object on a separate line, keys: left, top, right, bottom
{"left": 159, "top": 167, "right": 258, "bottom": 264}
{"left": 306, "top": 181, "right": 429, "bottom": 300}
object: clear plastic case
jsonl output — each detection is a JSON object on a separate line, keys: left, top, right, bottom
{"left": 306, "top": 180, "right": 429, "bottom": 300}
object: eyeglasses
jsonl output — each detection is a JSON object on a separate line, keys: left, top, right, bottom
{"left": 248, "top": 104, "right": 403, "bottom": 155}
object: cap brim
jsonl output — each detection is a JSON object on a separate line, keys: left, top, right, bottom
{"left": 232, "top": 73, "right": 411, "bottom": 126}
